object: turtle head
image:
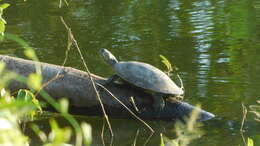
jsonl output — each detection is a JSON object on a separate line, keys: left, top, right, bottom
{"left": 100, "top": 49, "right": 118, "bottom": 66}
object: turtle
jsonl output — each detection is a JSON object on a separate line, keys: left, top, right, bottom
{"left": 100, "top": 48, "right": 184, "bottom": 111}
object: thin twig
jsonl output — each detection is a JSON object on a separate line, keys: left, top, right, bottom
{"left": 143, "top": 132, "right": 154, "bottom": 146}
{"left": 132, "top": 129, "right": 140, "bottom": 146}
{"left": 173, "top": 73, "right": 184, "bottom": 101}
{"left": 59, "top": 0, "right": 69, "bottom": 8}
{"left": 101, "top": 119, "right": 106, "bottom": 146}
{"left": 35, "top": 22, "right": 71, "bottom": 96}
{"left": 240, "top": 102, "right": 247, "bottom": 132}
{"left": 59, "top": 0, "right": 62, "bottom": 8}
{"left": 96, "top": 83, "right": 154, "bottom": 133}
{"left": 176, "top": 74, "right": 184, "bottom": 91}
{"left": 35, "top": 75, "right": 64, "bottom": 97}
{"left": 109, "top": 134, "right": 114, "bottom": 146}
{"left": 249, "top": 100, "right": 260, "bottom": 122}
{"left": 130, "top": 96, "right": 140, "bottom": 113}
{"left": 61, "top": 27, "right": 73, "bottom": 67}
{"left": 240, "top": 102, "right": 247, "bottom": 146}
{"left": 249, "top": 111, "right": 260, "bottom": 122}
{"left": 63, "top": 0, "right": 69, "bottom": 6}
{"left": 35, "top": 27, "right": 71, "bottom": 96}
{"left": 60, "top": 17, "right": 114, "bottom": 137}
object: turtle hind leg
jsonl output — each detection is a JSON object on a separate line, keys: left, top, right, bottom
{"left": 151, "top": 93, "right": 165, "bottom": 112}
{"left": 102, "top": 74, "right": 119, "bottom": 85}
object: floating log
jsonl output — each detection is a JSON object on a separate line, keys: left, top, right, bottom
{"left": 0, "top": 55, "right": 215, "bottom": 121}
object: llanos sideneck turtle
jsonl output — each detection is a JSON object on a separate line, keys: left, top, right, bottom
{"left": 100, "top": 49, "right": 184, "bottom": 111}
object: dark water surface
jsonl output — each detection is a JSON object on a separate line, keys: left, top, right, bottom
{"left": 2, "top": 0, "right": 260, "bottom": 145}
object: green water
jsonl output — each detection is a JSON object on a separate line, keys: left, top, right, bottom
{"left": 1, "top": 0, "right": 260, "bottom": 145}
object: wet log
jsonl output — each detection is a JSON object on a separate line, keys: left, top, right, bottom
{"left": 0, "top": 55, "right": 215, "bottom": 121}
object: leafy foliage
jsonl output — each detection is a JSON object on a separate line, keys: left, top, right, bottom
{"left": 0, "top": 2, "right": 9, "bottom": 35}
{"left": 160, "top": 55, "right": 173, "bottom": 74}
{"left": 0, "top": 110, "right": 29, "bottom": 146}
{"left": 247, "top": 138, "right": 254, "bottom": 146}
{"left": 17, "top": 89, "right": 43, "bottom": 120}
{"left": 81, "top": 122, "right": 92, "bottom": 146}
{"left": 27, "top": 73, "right": 42, "bottom": 91}
{"left": 0, "top": 89, "right": 36, "bottom": 146}
{"left": 31, "top": 119, "right": 72, "bottom": 146}
{"left": 159, "top": 55, "right": 184, "bottom": 99}
{"left": 0, "top": 15, "right": 92, "bottom": 145}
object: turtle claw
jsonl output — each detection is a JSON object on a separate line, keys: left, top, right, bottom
{"left": 102, "top": 74, "right": 119, "bottom": 86}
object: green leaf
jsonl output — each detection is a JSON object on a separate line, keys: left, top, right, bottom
{"left": 24, "top": 47, "right": 38, "bottom": 61}
{"left": 0, "top": 17, "right": 6, "bottom": 24}
{"left": 48, "top": 119, "right": 72, "bottom": 145}
{"left": 0, "top": 3, "right": 10, "bottom": 10}
{"left": 0, "top": 19, "right": 5, "bottom": 35}
{"left": 27, "top": 73, "right": 42, "bottom": 90}
{"left": 160, "top": 55, "right": 173, "bottom": 72}
{"left": 160, "top": 133, "right": 165, "bottom": 146}
{"left": 171, "top": 140, "right": 179, "bottom": 146}
{"left": 5, "top": 33, "right": 30, "bottom": 48}
{"left": 0, "top": 88, "right": 7, "bottom": 97}
{"left": 0, "top": 3, "right": 9, "bottom": 35}
{"left": 32, "top": 95, "right": 42, "bottom": 112}
{"left": 81, "top": 122, "right": 92, "bottom": 146}
{"left": 30, "top": 124, "right": 47, "bottom": 142}
{"left": 59, "top": 98, "right": 69, "bottom": 113}
{"left": 17, "top": 89, "right": 42, "bottom": 113}
{"left": 247, "top": 138, "right": 254, "bottom": 146}
{"left": 17, "top": 89, "right": 32, "bottom": 101}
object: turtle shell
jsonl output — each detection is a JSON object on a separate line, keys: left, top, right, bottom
{"left": 113, "top": 61, "right": 183, "bottom": 95}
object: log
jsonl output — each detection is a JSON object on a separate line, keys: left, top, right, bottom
{"left": 0, "top": 55, "right": 215, "bottom": 121}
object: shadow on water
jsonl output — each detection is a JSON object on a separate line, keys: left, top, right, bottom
{"left": 26, "top": 114, "right": 260, "bottom": 146}
{"left": 2, "top": 0, "right": 260, "bottom": 145}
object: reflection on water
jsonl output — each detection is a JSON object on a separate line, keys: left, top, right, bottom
{"left": 189, "top": 0, "right": 214, "bottom": 98}
{"left": 1, "top": 0, "right": 260, "bottom": 145}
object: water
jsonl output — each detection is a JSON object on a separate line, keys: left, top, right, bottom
{"left": 1, "top": 0, "right": 260, "bottom": 145}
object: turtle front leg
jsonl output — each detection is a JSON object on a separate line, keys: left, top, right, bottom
{"left": 103, "top": 74, "right": 120, "bottom": 85}
{"left": 151, "top": 93, "right": 165, "bottom": 112}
